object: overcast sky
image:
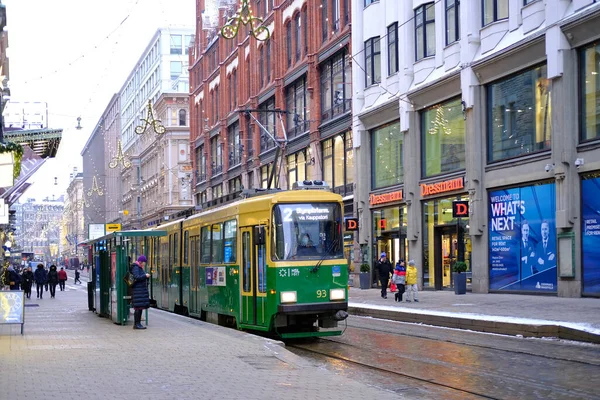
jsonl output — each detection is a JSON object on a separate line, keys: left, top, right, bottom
{"left": 5, "top": 0, "right": 195, "bottom": 201}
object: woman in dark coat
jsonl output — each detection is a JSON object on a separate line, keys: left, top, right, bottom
{"left": 21, "top": 266, "right": 35, "bottom": 298}
{"left": 47, "top": 265, "right": 59, "bottom": 298}
{"left": 7, "top": 266, "right": 21, "bottom": 290}
{"left": 33, "top": 264, "right": 48, "bottom": 299}
{"left": 131, "top": 255, "right": 150, "bottom": 330}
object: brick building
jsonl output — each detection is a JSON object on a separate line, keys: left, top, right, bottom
{"left": 189, "top": 0, "right": 355, "bottom": 252}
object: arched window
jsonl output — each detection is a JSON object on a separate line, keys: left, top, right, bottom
{"left": 179, "top": 109, "right": 187, "bottom": 126}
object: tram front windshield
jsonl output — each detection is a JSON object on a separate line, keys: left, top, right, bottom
{"left": 272, "top": 203, "right": 343, "bottom": 261}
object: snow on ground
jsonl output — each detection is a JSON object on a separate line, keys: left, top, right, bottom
{"left": 348, "top": 302, "right": 600, "bottom": 336}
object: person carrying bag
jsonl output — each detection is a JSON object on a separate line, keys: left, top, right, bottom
{"left": 392, "top": 260, "right": 406, "bottom": 302}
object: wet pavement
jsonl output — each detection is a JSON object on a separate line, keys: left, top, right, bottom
{"left": 290, "top": 316, "right": 600, "bottom": 400}
{"left": 348, "top": 287, "right": 600, "bottom": 342}
{"left": 0, "top": 275, "right": 404, "bottom": 400}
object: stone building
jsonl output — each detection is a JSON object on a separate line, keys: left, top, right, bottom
{"left": 189, "top": 0, "right": 355, "bottom": 263}
{"left": 352, "top": 0, "right": 600, "bottom": 297}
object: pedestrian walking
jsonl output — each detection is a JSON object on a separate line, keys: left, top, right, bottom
{"left": 405, "top": 260, "right": 419, "bottom": 303}
{"left": 33, "top": 264, "right": 48, "bottom": 299}
{"left": 7, "top": 266, "right": 21, "bottom": 290}
{"left": 47, "top": 265, "right": 59, "bottom": 298}
{"left": 375, "top": 252, "right": 393, "bottom": 299}
{"left": 21, "top": 266, "right": 35, "bottom": 298}
{"left": 131, "top": 255, "right": 150, "bottom": 330}
{"left": 74, "top": 269, "right": 81, "bottom": 284}
{"left": 392, "top": 260, "right": 406, "bottom": 302}
{"left": 58, "top": 267, "right": 67, "bottom": 291}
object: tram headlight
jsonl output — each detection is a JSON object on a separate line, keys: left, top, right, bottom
{"left": 330, "top": 289, "right": 345, "bottom": 301}
{"left": 280, "top": 291, "right": 297, "bottom": 303}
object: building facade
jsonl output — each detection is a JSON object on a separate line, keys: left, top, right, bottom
{"left": 61, "top": 171, "right": 86, "bottom": 265}
{"left": 13, "top": 197, "right": 63, "bottom": 265}
{"left": 352, "top": 0, "right": 600, "bottom": 297}
{"left": 117, "top": 27, "right": 194, "bottom": 230}
{"left": 81, "top": 94, "right": 122, "bottom": 236}
{"left": 189, "top": 0, "right": 355, "bottom": 264}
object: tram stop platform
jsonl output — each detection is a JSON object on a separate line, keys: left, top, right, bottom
{"left": 348, "top": 287, "right": 600, "bottom": 343}
{"left": 0, "top": 277, "right": 404, "bottom": 400}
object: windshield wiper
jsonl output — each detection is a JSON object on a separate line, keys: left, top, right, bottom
{"left": 311, "top": 239, "right": 339, "bottom": 273}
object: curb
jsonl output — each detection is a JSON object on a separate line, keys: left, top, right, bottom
{"left": 348, "top": 305, "right": 600, "bottom": 344}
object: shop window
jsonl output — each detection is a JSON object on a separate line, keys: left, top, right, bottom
{"left": 261, "top": 163, "right": 274, "bottom": 189}
{"left": 372, "top": 205, "right": 409, "bottom": 267}
{"left": 364, "top": 37, "right": 381, "bottom": 86}
{"left": 287, "top": 150, "right": 307, "bottom": 188}
{"left": 445, "top": 0, "right": 460, "bottom": 45}
{"left": 323, "top": 132, "right": 354, "bottom": 195}
{"left": 259, "top": 97, "right": 276, "bottom": 153}
{"left": 196, "top": 145, "right": 206, "bottom": 182}
{"left": 228, "top": 121, "right": 241, "bottom": 167}
{"left": 415, "top": 3, "right": 435, "bottom": 61}
{"left": 487, "top": 64, "right": 551, "bottom": 162}
{"left": 211, "top": 137, "right": 222, "bottom": 176}
{"left": 488, "top": 183, "right": 556, "bottom": 292}
{"left": 320, "top": 49, "right": 352, "bottom": 121}
{"left": 581, "top": 43, "right": 600, "bottom": 142}
{"left": 422, "top": 195, "right": 471, "bottom": 289}
{"left": 371, "top": 121, "right": 402, "bottom": 189}
{"left": 482, "top": 0, "right": 508, "bottom": 26}
{"left": 286, "top": 76, "right": 310, "bottom": 138}
{"left": 228, "top": 176, "right": 242, "bottom": 193}
{"left": 421, "top": 97, "right": 466, "bottom": 177}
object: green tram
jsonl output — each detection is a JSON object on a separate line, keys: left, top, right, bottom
{"left": 147, "top": 182, "right": 349, "bottom": 338}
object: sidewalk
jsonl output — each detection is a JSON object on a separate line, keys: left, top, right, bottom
{"left": 348, "top": 288, "right": 600, "bottom": 343}
{"left": 0, "top": 283, "right": 402, "bottom": 400}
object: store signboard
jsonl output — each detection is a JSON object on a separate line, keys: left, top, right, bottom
{"left": 488, "top": 183, "right": 556, "bottom": 292}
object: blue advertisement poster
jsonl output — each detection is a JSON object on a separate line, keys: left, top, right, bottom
{"left": 489, "top": 183, "right": 556, "bottom": 292}
{"left": 582, "top": 176, "right": 600, "bottom": 294}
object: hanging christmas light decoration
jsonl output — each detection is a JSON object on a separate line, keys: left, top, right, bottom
{"left": 87, "top": 175, "right": 104, "bottom": 197}
{"left": 135, "top": 100, "right": 166, "bottom": 135}
{"left": 221, "top": 0, "right": 270, "bottom": 42}
{"left": 428, "top": 106, "right": 452, "bottom": 136}
{"left": 109, "top": 140, "right": 132, "bottom": 169}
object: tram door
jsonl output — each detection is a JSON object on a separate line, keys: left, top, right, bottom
{"left": 240, "top": 227, "right": 268, "bottom": 327}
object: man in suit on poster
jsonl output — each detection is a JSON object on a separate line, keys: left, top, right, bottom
{"left": 535, "top": 220, "right": 556, "bottom": 274}
{"left": 520, "top": 221, "right": 536, "bottom": 277}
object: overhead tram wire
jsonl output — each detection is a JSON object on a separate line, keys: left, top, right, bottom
{"left": 20, "top": 0, "right": 141, "bottom": 86}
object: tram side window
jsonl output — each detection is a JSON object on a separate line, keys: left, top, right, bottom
{"left": 212, "top": 223, "right": 223, "bottom": 263}
{"left": 242, "top": 231, "right": 250, "bottom": 292}
{"left": 258, "top": 244, "right": 266, "bottom": 293}
{"left": 201, "top": 226, "right": 211, "bottom": 263}
{"left": 224, "top": 219, "right": 237, "bottom": 263}
{"left": 183, "top": 231, "right": 189, "bottom": 264}
{"left": 173, "top": 233, "right": 179, "bottom": 265}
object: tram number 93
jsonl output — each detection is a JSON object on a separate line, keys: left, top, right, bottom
{"left": 316, "top": 289, "right": 327, "bottom": 298}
